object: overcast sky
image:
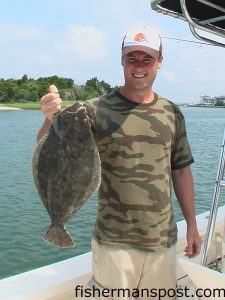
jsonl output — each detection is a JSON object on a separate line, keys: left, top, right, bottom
{"left": 0, "top": 0, "right": 224, "bottom": 103}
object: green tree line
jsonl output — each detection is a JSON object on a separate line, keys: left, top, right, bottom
{"left": 0, "top": 75, "right": 116, "bottom": 103}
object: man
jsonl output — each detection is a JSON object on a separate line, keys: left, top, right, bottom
{"left": 37, "top": 25, "right": 201, "bottom": 299}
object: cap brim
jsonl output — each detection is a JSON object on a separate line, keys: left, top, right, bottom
{"left": 122, "top": 45, "right": 160, "bottom": 59}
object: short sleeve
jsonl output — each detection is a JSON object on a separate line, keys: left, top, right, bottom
{"left": 171, "top": 108, "right": 194, "bottom": 170}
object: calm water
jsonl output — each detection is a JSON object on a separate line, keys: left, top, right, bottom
{"left": 0, "top": 107, "right": 225, "bottom": 280}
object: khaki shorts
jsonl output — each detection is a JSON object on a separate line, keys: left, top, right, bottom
{"left": 90, "top": 239, "right": 176, "bottom": 300}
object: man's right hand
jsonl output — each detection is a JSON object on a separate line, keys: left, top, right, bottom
{"left": 40, "top": 85, "right": 62, "bottom": 122}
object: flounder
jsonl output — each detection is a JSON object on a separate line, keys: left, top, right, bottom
{"left": 32, "top": 102, "right": 101, "bottom": 248}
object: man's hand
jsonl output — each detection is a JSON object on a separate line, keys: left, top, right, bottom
{"left": 185, "top": 225, "right": 201, "bottom": 258}
{"left": 40, "top": 85, "right": 62, "bottom": 121}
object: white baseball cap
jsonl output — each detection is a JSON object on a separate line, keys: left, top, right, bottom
{"left": 121, "top": 25, "right": 162, "bottom": 59}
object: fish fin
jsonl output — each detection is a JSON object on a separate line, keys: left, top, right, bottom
{"left": 44, "top": 224, "right": 75, "bottom": 248}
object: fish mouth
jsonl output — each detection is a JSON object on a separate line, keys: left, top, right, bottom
{"left": 75, "top": 106, "right": 86, "bottom": 113}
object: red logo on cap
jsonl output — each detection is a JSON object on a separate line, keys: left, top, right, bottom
{"left": 134, "top": 33, "right": 145, "bottom": 42}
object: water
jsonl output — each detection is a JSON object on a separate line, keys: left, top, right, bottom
{"left": 0, "top": 107, "right": 225, "bottom": 280}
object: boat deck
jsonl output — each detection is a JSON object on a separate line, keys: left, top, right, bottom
{"left": 1, "top": 206, "right": 225, "bottom": 300}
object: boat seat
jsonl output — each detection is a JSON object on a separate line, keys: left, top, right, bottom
{"left": 179, "top": 258, "right": 225, "bottom": 299}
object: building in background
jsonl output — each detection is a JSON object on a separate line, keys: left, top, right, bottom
{"left": 200, "top": 95, "right": 225, "bottom": 106}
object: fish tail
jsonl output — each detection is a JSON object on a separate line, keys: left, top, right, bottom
{"left": 44, "top": 224, "right": 75, "bottom": 248}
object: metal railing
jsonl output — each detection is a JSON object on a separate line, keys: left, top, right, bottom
{"left": 151, "top": 0, "right": 225, "bottom": 47}
{"left": 201, "top": 129, "right": 225, "bottom": 266}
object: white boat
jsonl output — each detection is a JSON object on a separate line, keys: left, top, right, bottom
{"left": 1, "top": 205, "right": 225, "bottom": 299}
{"left": 1, "top": 1, "right": 225, "bottom": 299}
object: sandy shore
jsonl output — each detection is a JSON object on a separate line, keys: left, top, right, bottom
{"left": 0, "top": 107, "right": 22, "bottom": 110}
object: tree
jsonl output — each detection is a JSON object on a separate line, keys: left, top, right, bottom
{"left": 84, "top": 77, "right": 113, "bottom": 99}
{"left": 0, "top": 80, "right": 18, "bottom": 101}
{"left": 215, "top": 100, "right": 225, "bottom": 107}
{"left": 0, "top": 75, "right": 115, "bottom": 102}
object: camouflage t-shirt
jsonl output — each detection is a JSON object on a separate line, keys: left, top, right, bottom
{"left": 85, "top": 90, "right": 194, "bottom": 252}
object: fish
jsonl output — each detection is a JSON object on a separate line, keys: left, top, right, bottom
{"left": 32, "top": 102, "right": 101, "bottom": 248}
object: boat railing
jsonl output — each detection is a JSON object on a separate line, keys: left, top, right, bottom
{"left": 201, "top": 129, "right": 225, "bottom": 266}
{"left": 151, "top": 0, "right": 225, "bottom": 47}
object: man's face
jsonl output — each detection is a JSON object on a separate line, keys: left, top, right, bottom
{"left": 122, "top": 50, "right": 163, "bottom": 92}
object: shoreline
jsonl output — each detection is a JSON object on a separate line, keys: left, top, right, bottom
{"left": 0, "top": 107, "right": 23, "bottom": 110}
{"left": 0, "top": 104, "right": 224, "bottom": 110}
{"left": 0, "top": 100, "right": 74, "bottom": 110}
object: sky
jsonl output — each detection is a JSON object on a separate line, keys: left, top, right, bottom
{"left": 0, "top": 0, "right": 224, "bottom": 103}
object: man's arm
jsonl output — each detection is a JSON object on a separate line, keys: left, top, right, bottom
{"left": 37, "top": 118, "right": 52, "bottom": 142}
{"left": 172, "top": 166, "right": 201, "bottom": 258}
{"left": 37, "top": 85, "right": 62, "bottom": 142}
